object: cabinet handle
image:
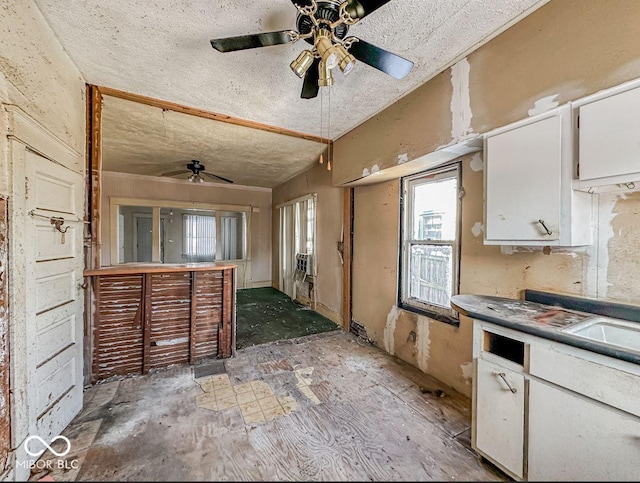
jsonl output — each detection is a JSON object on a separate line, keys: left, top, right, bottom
{"left": 537, "top": 219, "right": 552, "bottom": 236}
{"left": 495, "top": 372, "right": 518, "bottom": 393}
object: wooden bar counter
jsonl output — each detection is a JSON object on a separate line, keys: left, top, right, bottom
{"left": 84, "top": 263, "right": 236, "bottom": 382}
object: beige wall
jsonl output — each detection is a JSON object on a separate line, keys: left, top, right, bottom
{"left": 341, "top": 0, "right": 640, "bottom": 397}
{"left": 101, "top": 172, "right": 272, "bottom": 286}
{"left": 272, "top": 162, "right": 344, "bottom": 325}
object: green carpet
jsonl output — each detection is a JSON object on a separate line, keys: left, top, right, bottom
{"left": 236, "top": 287, "right": 339, "bottom": 349}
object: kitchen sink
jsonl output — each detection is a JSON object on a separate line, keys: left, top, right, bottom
{"left": 562, "top": 316, "right": 640, "bottom": 354}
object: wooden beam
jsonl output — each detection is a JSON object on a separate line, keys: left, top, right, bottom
{"left": 88, "top": 84, "right": 103, "bottom": 269}
{"left": 342, "top": 188, "right": 353, "bottom": 331}
{"left": 90, "top": 277, "right": 101, "bottom": 384}
{"left": 142, "top": 273, "right": 152, "bottom": 374}
{"left": 96, "top": 86, "right": 330, "bottom": 144}
{"left": 220, "top": 268, "right": 233, "bottom": 358}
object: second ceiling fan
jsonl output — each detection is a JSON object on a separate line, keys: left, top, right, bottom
{"left": 210, "top": 0, "right": 414, "bottom": 99}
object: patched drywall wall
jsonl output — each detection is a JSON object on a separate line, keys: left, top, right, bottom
{"left": 345, "top": 0, "right": 640, "bottom": 397}
{"left": 601, "top": 191, "right": 640, "bottom": 303}
{"left": 352, "top": 153, "right": 638, "bottom": 397}
{"left": 100, "top": 172, "right": 272, "bottom": 287}
{"left": 469, "top": 0, "right": 640, "bottom": 133}
{"left": 271, "top": 162, "right": 343, "bottom": 325}
{"left": 351, "top": 180, "right": 399, "bottom": 344}
{"left": 333, "top": 70, "right": 453, "bottom": 185}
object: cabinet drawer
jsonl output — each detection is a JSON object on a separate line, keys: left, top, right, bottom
{"left": 529, "top": 344, "right": 640, "bottom": 417}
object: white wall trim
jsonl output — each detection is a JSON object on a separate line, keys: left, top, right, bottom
{"left": 103, "top": 171, "right": 272, "bottom": 192}
{"left": 4, "top": 105, "right": 82, "bottom": 173}
{"left": 275, "top": 192, "right": 317, "bottom": 209}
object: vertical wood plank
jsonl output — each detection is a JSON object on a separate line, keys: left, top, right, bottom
{"left": 342, "top": 188, "right": 353, "bottom": 330}
{"left": 142, "top": 273, "right": 152, "bottom": 373}
{"left": 0, "top": 197, "right": 10, "bottom": 470}
{"left": 91, "top": 276, "right": 101, "bottom": 384}
{"left": 88, "top": 85, "right": 103, "bottom": 269}
{"left": 220, "top": 268, "right": 233, "bottom": 358}
{"left": 230, "top": 267, "right": 236, "bottom": 356}
{"left": 86, "top": 84, "right": 103, "bottom": 389}
{"left": 189, "top": 271, "right": 197, "bottom": 365}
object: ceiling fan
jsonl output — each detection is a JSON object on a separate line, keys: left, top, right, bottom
{"left": 210, "top": 0, "right": 414, "bottom": 99}
{"left": 160, "top": 160, "right": 234, "bottom": 184}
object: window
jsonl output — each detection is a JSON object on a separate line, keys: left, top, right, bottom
{"left": 400, "top": 164, "right": 461, "bottom": 322}
{"left": 112, "top": 198, "right": 251, "bottom": 265}
{"left": 183, "top": 214, "right": 216, "bottom": 261}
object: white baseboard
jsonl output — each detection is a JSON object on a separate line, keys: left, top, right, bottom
{"left": 249, "top": 280, "right": 272, "bottom": 288}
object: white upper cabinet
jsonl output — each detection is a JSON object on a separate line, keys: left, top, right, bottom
{"left": 483, "top": 106, "right": 593, "bottom": 246}
{"left": 574, "top": 80, "right": 640, "bottom": 191}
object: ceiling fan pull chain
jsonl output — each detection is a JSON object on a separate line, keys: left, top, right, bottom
{"left": 327, "top": 86, "right": 332, "bottom": 171}
{"left": 319, "top": 83, "right": 324, "bottom": 165}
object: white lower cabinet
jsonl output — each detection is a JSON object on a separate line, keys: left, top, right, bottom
{"left": 473, "top": 321, "right": 640, "bottom": 481}
{"left": 528, "top": 379, "right": 640, "bottom": 481}
{"left": 475, "top": 358, "right": 525, "bottom": 479}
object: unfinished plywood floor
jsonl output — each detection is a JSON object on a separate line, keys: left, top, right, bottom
{"left": 33, "top": 330, "right": 505, "bottom": 482}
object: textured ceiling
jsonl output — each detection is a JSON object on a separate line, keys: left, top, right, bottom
{"left": 35, "top": 0, "right": 548, "bottom": 187}
{"left": 101, "top": 95, "right": 327, "bottom": 188}
{"left": 34, "top": 0, "right": 547, "bottom": 140}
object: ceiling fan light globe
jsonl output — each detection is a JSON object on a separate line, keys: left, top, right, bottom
{"left": 290, "top": 49, "right": 315, "bottom": 78}
{"left": 339, "top": 52, "right": 356, "bottom": 74}
{"left": 325, "top": 52, "right": 339, "bottom": 69}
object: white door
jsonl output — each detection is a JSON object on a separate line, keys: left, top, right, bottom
{"left": 24, "top": 149, "right": 84, "bottom": 441}
{"left": 475, "top": 358, "right": 525, "bottom": 479}
{"left": 134, "top": 215, "right": 153, "bottom": 262}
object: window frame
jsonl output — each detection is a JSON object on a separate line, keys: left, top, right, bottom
{"left": 110, "top": 197, "right": 252, "bottom": 265}
{"left": 398, "top": 162, "right": 462, "bottom": 326}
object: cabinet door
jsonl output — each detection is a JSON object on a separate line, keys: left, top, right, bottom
{"left": 579, "top": 85, "right": 640, "bottom": 182}
{"left": 528, "top": 379, "right": 640, "bottom": 481}
{"left": 475, "top": 358, "right": 525, "bottom": 479}
{"left": 485, "top": 114, "right": 561, "bottom": 242}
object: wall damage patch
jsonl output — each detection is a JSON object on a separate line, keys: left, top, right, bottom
{"left": 384, "top": 305, "right": 401, "bottom": 356}
{"left": 450, "top": 58, "right": 474, "bottom": 142}
{"left": 528, "top": 94, "right": 559, "bottom": 116}
{"left": 469, "top": 152, "right": 483, "bottom": 172}
{"left": 471, "top": 222, "right": 484, "bottom": 238}
{"left": 415, "top": 316, "right": 430, "bottom": 373}
{"left": 461, "top": 361, "right": 473, "bottom": 385}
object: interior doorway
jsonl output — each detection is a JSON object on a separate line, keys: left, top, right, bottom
{"left": 134, "top": 214, "right": 153, "bottom": 262}
{"left": 278, "top": 194, "right": 316, "bottom": 301}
